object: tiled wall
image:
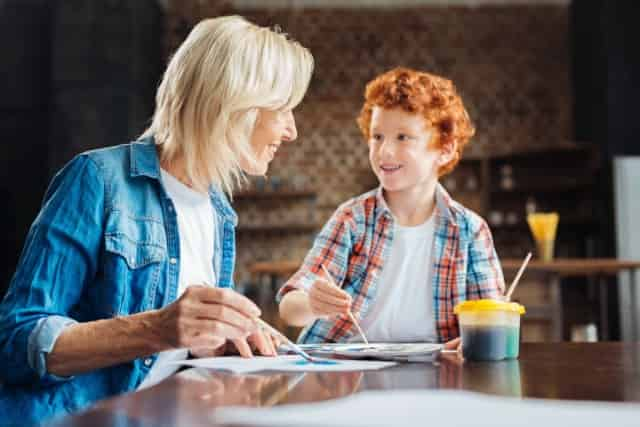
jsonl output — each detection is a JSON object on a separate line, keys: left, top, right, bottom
{"left": 167, "top": 2, "right": 572, "bottom": 286}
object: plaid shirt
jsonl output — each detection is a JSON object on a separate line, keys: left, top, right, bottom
{"left": 277, "top": 184, "right": 505, "bottom": 344}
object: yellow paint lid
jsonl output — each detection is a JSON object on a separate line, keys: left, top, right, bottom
{"left": 454, "top": 299, "right": 525, "bottom": 315}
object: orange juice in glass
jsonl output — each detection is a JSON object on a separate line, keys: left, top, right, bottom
{"left": 526, "top": 212, "right": 559, "bottom": 262}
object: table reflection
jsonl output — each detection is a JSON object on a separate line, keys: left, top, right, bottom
{"left": 4, "top": 352, "right": 523, "bottom": 426}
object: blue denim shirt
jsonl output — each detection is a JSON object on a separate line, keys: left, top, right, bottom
{"left": 0, "top": 138, "right": 237, "bottom": 413}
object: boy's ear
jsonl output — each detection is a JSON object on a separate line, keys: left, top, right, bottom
{"left": 437, "top": 138, "right": 457, "bottom": 167}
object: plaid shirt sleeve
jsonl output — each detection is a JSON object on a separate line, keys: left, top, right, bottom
{"left": 276, "top": 205, "right": 357, "bottom": 302}
{"left": 466, "top": 217, "right": 505, "bottom": 299}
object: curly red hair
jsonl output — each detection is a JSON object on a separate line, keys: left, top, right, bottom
{"left": 357, "top": 67, "right": 475, "bottom": 176}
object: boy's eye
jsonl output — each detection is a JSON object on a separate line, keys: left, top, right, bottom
{"left": 397, "top": 133, "right": 410, "bottom": 141}
{"left": 371, "top": 134, "right": 383, "bottom": 142}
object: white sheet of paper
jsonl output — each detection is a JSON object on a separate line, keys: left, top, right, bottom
{"left": 212, "top": 389, "right": 640, "bottom": 427}
{"left": 166, "top": 355, "right": 395, "bottom": 374}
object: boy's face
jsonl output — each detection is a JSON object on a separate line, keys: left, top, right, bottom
{"left": 368, "top": 107, "right": 452, "bottom": 195}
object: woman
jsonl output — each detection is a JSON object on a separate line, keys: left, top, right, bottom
{"left": 0, "top": 14, "right": 313, "bottom": 397}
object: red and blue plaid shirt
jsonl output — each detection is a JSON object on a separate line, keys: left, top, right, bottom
{"left": 277, "top": 184, "right": 505, "bottom": 344}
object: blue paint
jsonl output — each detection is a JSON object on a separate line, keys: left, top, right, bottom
{"left": 293, "top": 360, "right": 338, "bottom": 366}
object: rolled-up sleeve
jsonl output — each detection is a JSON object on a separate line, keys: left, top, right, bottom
{"left": 0, "top": 155, "right": 104, "bottom": 385}
{"left": 27, "top": 316, "right": 78, "bottom": 380}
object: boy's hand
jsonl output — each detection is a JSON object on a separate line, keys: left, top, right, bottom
{"left": 308, "top": 277, "right": 352, "bottom": 318}
{"left": 443, "top": 337, "right": 462, "bottom": 353}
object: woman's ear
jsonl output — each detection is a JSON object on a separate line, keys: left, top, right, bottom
{"left": 437, "top": 138, "right": 458, "bottom": 167}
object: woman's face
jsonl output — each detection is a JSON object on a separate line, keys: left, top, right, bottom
{"left": 242, "top": 109, "right": 298, "bottom": 175}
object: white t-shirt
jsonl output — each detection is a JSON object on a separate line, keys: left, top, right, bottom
{"left": 353, "top": 213, "right": 438, "bottom": 343}
{"left": 138, "top": 169, "right": 217, "bottom": 390}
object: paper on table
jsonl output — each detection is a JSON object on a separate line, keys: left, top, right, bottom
{"left": 166, "top": 355, "right": 395, "bottom": 374}
{"left": 212, "top": 389, "right": 640, "bottom": 427}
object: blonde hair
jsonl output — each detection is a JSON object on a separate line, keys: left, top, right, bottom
{"left": 142, "top": 15, "right": 314, "bottom": 195}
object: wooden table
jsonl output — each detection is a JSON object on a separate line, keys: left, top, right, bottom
{"left": 47, "top": 343, "right": 640, "bottom": 427}
{"left": 250, "top": 259, "right": 640, "bottom": 341}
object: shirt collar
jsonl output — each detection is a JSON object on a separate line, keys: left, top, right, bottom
{"left": 129, "top": 136, "right": 161, "bottom": 180}
{"left": 129, "top": 136, "right": 238, "bottom": 226}
{"left": 375, "top": 183, "right": 458, "bottom": 228}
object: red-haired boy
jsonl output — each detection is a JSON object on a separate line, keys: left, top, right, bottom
{"left": 278, "top": 68, "right": 504, "bottom": 349}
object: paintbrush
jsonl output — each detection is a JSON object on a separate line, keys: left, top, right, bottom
{"left": 320, "top": 265, "right": 369, "bottom": 344}
{"left": 254, "top": 317, "right": 321, "bottom": 362}
{"left": 505, "top": 252, "right": 532, "bottom": 301}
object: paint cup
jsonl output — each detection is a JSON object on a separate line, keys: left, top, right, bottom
{"left": 454, "top": 299, "right": 526, "bottom": 361}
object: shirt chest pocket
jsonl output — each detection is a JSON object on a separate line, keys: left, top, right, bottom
{"left": 98, "top": 212, "right": 168, "bottom": 315}
{"left": 104, "top": 211, "right": 167, "bottom": 269}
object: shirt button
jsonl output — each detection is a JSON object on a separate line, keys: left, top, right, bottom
{"left": 168, "top": 205, "right": 173, "bottom": 212}
{"left": 170, "top": 258, "right": 177, "bottom": 265}
{"left": 144, "top": 358, "right": 153, "bottom": 367}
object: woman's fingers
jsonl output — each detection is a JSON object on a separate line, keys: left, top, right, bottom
{"left": 184, "top": 318, "right": 250, "bottom": 343}
{"left": 189, "top": 344, "right": 226, "bottom": 358}
{"left": 191, "top": 301, "right": 256, "bottom": 332}
{"left": 232, "top": 338, "right": 254, "bottom": 358}
{"left": 249, "top": 329, "right": 277, "bottom": 357}
{"left": 193, "top": 287, "right": 261, "bottom": 318}
{"left": 189, "top": 333, "right": 227, "bottom": 349}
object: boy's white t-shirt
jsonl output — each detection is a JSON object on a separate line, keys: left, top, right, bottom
{"left": 138, "top": 169, "right": 217, "bottom": 390}
{"left": 353, "top": 213, "right": 438, "bottom": 343}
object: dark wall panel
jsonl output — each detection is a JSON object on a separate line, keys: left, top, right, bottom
{"left": 0, "top": 0, "right": 163, "bottom": 297}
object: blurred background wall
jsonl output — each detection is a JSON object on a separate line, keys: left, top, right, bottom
{"left": 1, "top": 0, "right": 638, "bottom": 341}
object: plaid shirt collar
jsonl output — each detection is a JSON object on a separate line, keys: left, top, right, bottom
{"left": 374, "top": 183, "right": 460, "bottom": 230}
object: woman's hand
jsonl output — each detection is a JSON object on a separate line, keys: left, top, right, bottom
{"left": 230, "top": 328, "right": 280, "bottom": 357}
{"left": 153, "top": 286, "right": 260, "bottom": 351}
{"left": 191, "top": 329, "right": 281, "bottom": 358}
{"left": 189, "top": 343, "right": 227, "bottom": 358}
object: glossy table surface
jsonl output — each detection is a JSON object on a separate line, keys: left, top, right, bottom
{"left": 46, "top": 343, "right": 640, "bottom": 427}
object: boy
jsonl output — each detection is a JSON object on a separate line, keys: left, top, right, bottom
{"left": 278, "top": 67, "right": 504, "bottom": 348}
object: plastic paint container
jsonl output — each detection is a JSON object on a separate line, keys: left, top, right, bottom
{"left": 454, "top": 299, "right": 526, "bottom": 361}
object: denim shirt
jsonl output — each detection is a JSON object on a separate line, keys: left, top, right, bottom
{"left": 0, "top": 138, "right": 237, "bottom": 412}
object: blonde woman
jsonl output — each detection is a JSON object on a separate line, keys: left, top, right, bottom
{"left": 0, "top": 15, "right": 313, "bottom": 399}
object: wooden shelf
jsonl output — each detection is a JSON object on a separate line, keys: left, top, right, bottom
{"left": 237, "top": 223, "right": 320, "bottom": 233}
{"left": 484, "top": 142, "right": 594, "bottom": 161}
{"left": 460, "top": 142, "right": 595, "bottom": 163}
{"left": 501, "top": 258, "right": 640, "bottom": 276}
{"left": 491, "top": 216, "right": 597, "bottom": 230}
{"left": 489, "top": 178, "right": 593, "bottom": 195}
{"left": 234, "top": 190, "right": 316, "bottom": 200}
{"left": 521, "top": 305, "right": 553, "bottom": 321}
